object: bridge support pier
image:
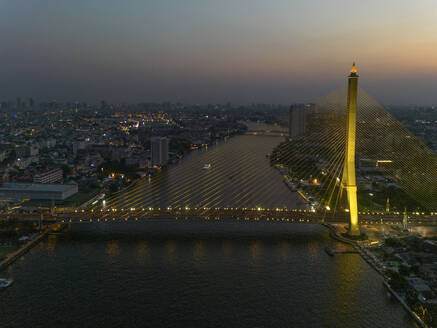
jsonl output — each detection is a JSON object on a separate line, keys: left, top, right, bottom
{"left": 345, "top": 186, "right": 360, "bottom": 235}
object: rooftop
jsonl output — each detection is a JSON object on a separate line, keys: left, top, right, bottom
{"left": 0, "top": 182, "right": 76, "bottom": 192}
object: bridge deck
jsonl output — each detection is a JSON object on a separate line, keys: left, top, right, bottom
{"left": 2, "top": 208, "right": 437, "bottom": 226}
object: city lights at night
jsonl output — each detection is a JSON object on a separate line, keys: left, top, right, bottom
{"left": 1, "top": 1, "right": 437, "bottom": 327}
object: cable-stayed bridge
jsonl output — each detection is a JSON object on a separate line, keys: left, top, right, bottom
{"left": 3, "top": 64, "right": 437, "bottom": 230}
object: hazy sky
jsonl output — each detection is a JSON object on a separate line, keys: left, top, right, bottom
{"left": 1, "top": 0, "right": 436, "bottom": 105}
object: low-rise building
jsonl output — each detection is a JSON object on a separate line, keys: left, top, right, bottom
{"left": 16, "top": 145, "right": 39, "bottom": 157}
{"left": 0, "top": 182, "right": 78, "bottom": 200}
{"left": 406, "top": 277, "right": 434, "bottom": 301}
{"left": 44, "top": 138, "right": 57, "bottom": 149}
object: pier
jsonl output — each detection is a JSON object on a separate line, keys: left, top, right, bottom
{"left": 0, "top": 230, "right": 49, "bottom": 272}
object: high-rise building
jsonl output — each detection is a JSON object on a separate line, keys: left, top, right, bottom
{"left": 288, "top": 104, "right": 307, "bottom": 138}
{"left": 151, "top": 137, "right": 169, "bottom": 166}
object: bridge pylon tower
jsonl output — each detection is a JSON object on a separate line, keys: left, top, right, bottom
{"left": 342, "top": 63, "right": 360, "bottom": 236}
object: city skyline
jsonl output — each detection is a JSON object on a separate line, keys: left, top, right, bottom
{"left": 1, "top": 1, "right": 437, "bottom": 105}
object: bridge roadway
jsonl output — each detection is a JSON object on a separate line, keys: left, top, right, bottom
{"left": 245, "top": 130, "right": 287, "bottom": 137}
{"left": 2, "top": 208, "right": 437, "bottom": 226}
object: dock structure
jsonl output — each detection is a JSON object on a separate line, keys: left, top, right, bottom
{"left": 0, "top": 230, "right": 49, "bottom": 272}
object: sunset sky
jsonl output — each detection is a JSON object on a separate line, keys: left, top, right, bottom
{"left": 1, "top": 0, "right": 436, "bottom": 104}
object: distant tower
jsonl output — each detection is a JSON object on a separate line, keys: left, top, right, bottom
{"left": 386, "top": 197, "right": 390, "bottom": 213}
{"left": 342, "top": 63, "right": 360, "bottom": 236}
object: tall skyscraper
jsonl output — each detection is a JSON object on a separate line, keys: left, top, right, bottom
{"left": 151, "top": 137, "right": 169, "bottom": 166}
{"left": 288, "top": 104, "right": 307, "bottom": 138}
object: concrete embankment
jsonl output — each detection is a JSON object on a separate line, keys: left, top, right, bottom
{"left": 383, "top": 281, "right": 427, "bottom": 328}
{"left": 0, "top": 230, "right": 49, "bottom": 272}
{"left": 323, "top": 223, "right": 384, "bottom": 274}
{"left": 322, "top": 223, "right": 355, "bottom": 246}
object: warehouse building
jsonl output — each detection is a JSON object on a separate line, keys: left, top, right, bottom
{"left": 0, "top": 183, "right": 78, "bottom": 200}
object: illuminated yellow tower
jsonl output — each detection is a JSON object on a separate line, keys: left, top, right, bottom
{"left": 342, "top": 63, "right": 360, "bottom": 235}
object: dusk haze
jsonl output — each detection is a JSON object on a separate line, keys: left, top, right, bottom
{"left": 1, "top": 1, "right": 437, "bottom": 328}
{"left": 1, "top": 0, "right": 437, "bottom": 104}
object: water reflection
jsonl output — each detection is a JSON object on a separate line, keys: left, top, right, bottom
{"left": 44, "top": 234, "right": 57, "bottom": 254}
{"left": 193, "top": 240, "right": 204, "bottom": 264}
{"left": 306, "top": 239, "right": 319, "bottom": 262}
{"left": 222, "top": 240, "right": 233, "bottom": 259}
{"left": 250, "top": 241, "right": 261, "bottom": 264}
{"left": 326, "top": 253, "right": 364, "bottom": 327}
{"left": 135, "top": 241, "right": 149, "bottom": 265}
{"left": 2, "top": 222, "right": 415, "bottom": 328}
{"left": 278, "top": 240, "right": 291, "bottom": 262}
{"left": 106, "top": 240, "right": 120, "bottom": 258}
{"left": 165, "top": 240, "right": 177, "bottom": 264}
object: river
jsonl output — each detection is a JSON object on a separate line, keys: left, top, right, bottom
{"left": 1, "top": 221, "right": 416, "bottom": 327}
{"left": 98, "top": 132, "right": 305, "bottom": 211}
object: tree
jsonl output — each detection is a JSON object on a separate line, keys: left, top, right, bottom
{"left": 386, "top": 270, "right": 406, "bottom": 291}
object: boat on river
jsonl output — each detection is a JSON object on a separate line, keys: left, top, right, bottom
{"left": 0, "top": 278, "right": 13, "bottom": 288}
{"left": 324, "top": 246, "right": 335, "bottom": 257}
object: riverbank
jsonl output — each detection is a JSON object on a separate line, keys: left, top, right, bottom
{"left": 0, "top": 230, "right": 48, "bottom": 272}
{"left": 383, "top": 281, "right": 427, "bottom": 328}
{"left": 325, "top": 224, "right": 386, "bottom": 275}
{"left": 325, "top": 223, "right": 428, "bottom": 327}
